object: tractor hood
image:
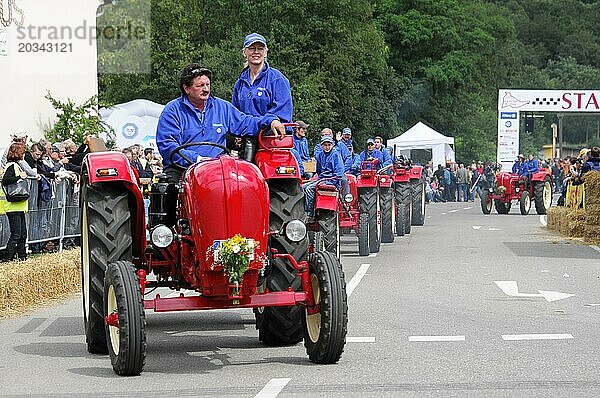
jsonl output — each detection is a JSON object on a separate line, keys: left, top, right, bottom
{"left": 182, "top": 156, "right": 269, "bottom": 269}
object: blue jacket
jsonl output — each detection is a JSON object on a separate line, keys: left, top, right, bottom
{"left": 353, "top": 149, "right": 385, "bottom": 172}
{"left": 293, "top": 134, "right": 310, "bottom": 162}
{"left": 157, "top": 95, "right": 277, "bottom": 168}
{"left": 316, "top": 148, "right": 344, "bottom": 187}
{"left": 315, "top": 141, "right": 353, "bottom": 172}
{"left": 512, "top": 161, "right": 522, "bottom": 174}
{"left": 525, "top": 159, "right": 539, "bottom": 174}
{"left": 232, "top": 62, "right": 293, "bottom": 122}
{"left": 379, "top": 147, "right": 392, "bottom": 167}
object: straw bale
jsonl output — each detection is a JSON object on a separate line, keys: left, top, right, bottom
{"left": 0, "top": 249, "right": 81, "bottom": 318}
{"left": 585, "top": 171, "right": 600, "bottom": 206}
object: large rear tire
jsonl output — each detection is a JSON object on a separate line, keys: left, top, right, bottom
{"left": 303, "top": 251, "right": 348, "bottom": 364}
{"left": 357, "top": 212, "right": 369, "bottom": 256}
{"left": 359, "top": 188, "right": 380, "bottom": 253}
{"left": 393, "top": 184, "right": 405, "bottom": 237}
{"left": 104, "top": 261, "right": 146, "bottom": 376}
{"left": 534, "top": 176, "right": 552, "bottom": 215}
{"left": 380, "top": 187, "right": 394, "bottom": 243}
{"left": 481, "top": 191, "right": 492, "bottom": 214}
{"left": 317, "top": 210, "right": 340, "bottom": 260}
{"left": 411, "top": 179, "right": 426, "bottom": 226}
{"left": 396, "top": 183, "right": 412, "bottom": 234}
{"left": 257, "top": 180, "right": 307, "bottom": 346}
{"left": 80, "top": 181, "right": 132, "bottom": 354}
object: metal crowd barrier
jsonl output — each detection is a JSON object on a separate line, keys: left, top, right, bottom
{"left": 1, "top": 177, "right": 80, "bottom": 252}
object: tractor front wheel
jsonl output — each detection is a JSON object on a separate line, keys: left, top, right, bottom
{"left": 80, "top": 181, "right": 132, "bottom": 354}
{"left": 303, "top": 251, "right": 348, "bottom": 364}
{"left": 519, "top": 191, "right": 531, "bottom": 215}
{"left": 104, "top": 261, "right": 146, "bottom": 376}
{"left": 495, "top": 199, "right": 511, "bottom": 214}
{"left": 534, "top": 176, "right": 553, "bottom": 215}
{"left": 480, "top": 191, "right": 492, "bottom": 214}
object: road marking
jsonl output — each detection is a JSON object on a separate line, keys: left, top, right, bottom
{"left": 502, "top": 334, "right": 573, "bottom": 341}
{"left": 591, "top": 245, "right": 600, "bottom": 254}
{"left": 448, "top": 209, "right": 458, "bottom": 213}
{"left": 368, "top": 252, "right": 377, "bottom": 257}
{"left": 540, "top": 215, "right": 547, "bottom": 226}
{"left": 441, "top": 212, "right": 447, "bottom": 215}
{"left": 346, "top": 264, "right": 370, "bottom": 297}
{"left": 15, "top": 318, "right": 47, "bottom": 334}
{"left": 472, "top": 225, "right": 482, "bottom": 230}
{"left": 463, "top": 206, "right": 472, "bottom": 210}
{"left": 494, "top": 281, "right": 575, "bottom": 302}
{"left": 409, "top": 335, "right": 465, "bottom": 342}
{"left": 254, "top": 378, "right": 291, "bottom": 398}
{"left": 584, "top": 303, "right": 600, "bottom": 307}
{"left": 347, "top": 336, "right": 376, "bottom": 343}
{"left": 488, "top": 227, "right": 501, "bottom": 231}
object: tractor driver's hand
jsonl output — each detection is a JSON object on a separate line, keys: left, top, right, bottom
{"left": 270, "top": 120, "right": 286, "bottom": 139}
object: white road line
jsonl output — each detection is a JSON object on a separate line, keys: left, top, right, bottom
{"left": 501, "top": 334, "right": 573, "bottom": 341}
{"left": 488, "top": 227, "right": 501, "bottom": 231}
{"left": 448, "top": 209, "right": 459, "bottom": 213}
{"left": 463, "top": 206, "right": 472, "bottom": 210}
{"left": 408, "top": 335, "right": 465, "bottom": 342}
{"left": 441, "top": 212, "right": 447, "bottom": 215}
{"left": 346, "top": 264, "right": 370, "bottom": 297}
{"left": 539, "top": 215, "right": 548, "bottom": 226}
{"left": 368, "top": 252, "right": 377, "bottom": 257}
{"left": 472, "top": 225, "right": 482, "bottom": 230}
{"left": 254, "top": 378, "right": 291, "bottom": 398}
{"left": 591, "top": 245, "right": 600, "bottom": 254}
{"left": 347, "top": 336, "right": 376, "bottom": 343}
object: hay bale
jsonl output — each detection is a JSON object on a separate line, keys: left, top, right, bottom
{"left": 0, "top": 249, "right": 81, "bottom": 318}
{"left": 547, "top": 207, "right": 570, "bottom": 232}
{"left": 585, "top": 171, "right": 600, "bottom": 207}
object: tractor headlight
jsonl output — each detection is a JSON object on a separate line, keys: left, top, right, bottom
{"left": 515, "top": 187, "right": 520, "bottom": 192}
{"left": 285, "top": 219, "right": 306, "bottom": 242}
{"left": 344, "top": 193, "right": 354, "bottom": 203}
{"left": 151, "top": 225, "right": 174, "bottom": 248}
{"left": 488, "top": 188, "right": 494, "bottom": 193}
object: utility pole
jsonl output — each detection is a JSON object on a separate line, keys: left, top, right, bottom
{"left": 551, "top": 123, "right": 557, "bottom": 158}
{"left": 557, "top": 114, "right": 564, "bottom": 158}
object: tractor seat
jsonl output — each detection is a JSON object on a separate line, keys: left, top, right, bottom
{"left": 317, "top": 183, "right": 338, "bottom": 191}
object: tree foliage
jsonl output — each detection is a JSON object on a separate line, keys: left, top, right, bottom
{"left": 97, "top": 0, "right": 600, "bottom": 162}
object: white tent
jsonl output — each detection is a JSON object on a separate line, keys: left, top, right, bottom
{"left": 387, "top": 122, "right": 455, "bottom": 167}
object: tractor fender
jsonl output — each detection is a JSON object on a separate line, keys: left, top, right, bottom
{"left": 378, "top": 174, "right": 393, "bottom": 188}
{"left": 254, "top": 149, "right": 302, "bottom": 181}
{"left": 409, "top": 165, "right": 423, "bottom": 180}
{"left": 315, "top": 189, "right": 339, "bottom": 212}
{"left": 531, "top": 171, "right": 551, "bottom": 183}
{"left": 82, "top": 152, "right": 146, "bottom": 262}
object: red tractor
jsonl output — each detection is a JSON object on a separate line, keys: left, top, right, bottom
{"left": 480, "top": 170, "right": 553, "bottom": 215}
{"left": 80, "top": 130, "right": 348, "bottom": 376}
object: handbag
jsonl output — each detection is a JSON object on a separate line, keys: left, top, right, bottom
{"left": 2, "top": 163, "right": 30, "bottom": 202}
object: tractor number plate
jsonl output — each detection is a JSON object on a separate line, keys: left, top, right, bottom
{"left": 213, "top": 240, "right": 255, "bottom": 263}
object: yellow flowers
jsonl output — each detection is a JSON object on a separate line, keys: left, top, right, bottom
{"left": 218, "top": 234, "right": 257, "bottom": 286}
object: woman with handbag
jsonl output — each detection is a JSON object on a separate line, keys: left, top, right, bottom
{"left": 1, "top": 143, "right": 30, "bottom": 261}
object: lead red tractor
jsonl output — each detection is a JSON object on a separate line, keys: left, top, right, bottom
{"left": 480, "top": 170, "right": 552, "bottom": 215}
{"left": 80, "top": 129, "right": 348, "bottom": 376}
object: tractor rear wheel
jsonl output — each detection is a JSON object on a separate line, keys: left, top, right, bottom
{"left": 481, "top": 191, "right": 492, "bottom": 214}
{"left": 519, "top": 191, "right": 531, "bottom": 215}
{"left": 495, "top": 199, "right": 511, "bottom": 214}
{"left": 411, "top": 179, "right": 426, "bottom": 226}
{"left": 393, "top": 184, "right": 405, "bottom": 237}
{"left": 80, "top": 181, "right": 132, "bottom": 354}
{"left": 396, "top": 183, "right": 412, "bottom": 234}
{"left": 534, "top": 176, "right": 552, "bottom": 215}
{"left": 303, "top": 251, "right": 348, "bottom": 364}
{"left": 357, "top": 212, "right": 369, "bottom": 256}
{"left": 257, "top": 180, "right": 307, "bottom": 346}
{"left": 380, "top": 187, "right": 394, "bottom": 243}
{"left": 317, "top": 210, "right": 340, "bottom": 260}
{"left": 104, "top": 261, "right": 146, "bottom": 376}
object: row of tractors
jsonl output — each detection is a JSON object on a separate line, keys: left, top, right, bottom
{"left": 78, "top": 126, "right": 426, "bottom": 376}
{"left": 305, "top": 157, "right": 426, "bottom": 259}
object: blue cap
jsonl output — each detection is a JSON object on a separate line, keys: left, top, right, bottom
{"left": 243, "top": 33, "right": 267, "bottom": 48}
{"left": 366, "top": 138, "right": 375, "bottom": 145}
{"left": 321, "top": 136, "right": 335, "bottom": 145}
{"left": 342, "top": 127, "right": 351, "bottom": 135}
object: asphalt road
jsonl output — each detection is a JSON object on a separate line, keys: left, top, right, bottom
{"left": 2, "top": 201, "right": 600, "bottom": 397}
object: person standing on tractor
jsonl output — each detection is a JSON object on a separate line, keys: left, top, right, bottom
{"left": 302, "top": 136, "right": 345, "bottom": 221}
{"left": 156, "top": 64, "right": 285, "bottom": 182}
{"left": 232, "top": 33, "right": 292, "bottom": 123}
{"left": 373, "top": 136, "right": 392, "bottom": 168}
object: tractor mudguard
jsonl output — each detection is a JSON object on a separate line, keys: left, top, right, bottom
{"left": 183, "top": 156, "right": 269, "bottom": 292}
{"left": 409, "top": 165, "right": 423, "bottom": 180}
{"left": 531, "top": 170, "right": 551, "bottom": 183}
{"left": 254, "top": 149, "right": 302, "bottom": 181}
{"left": 378, "top": 174, "right": 393, "bottom": 188}
{"left": 83, "top": 152, "right": 146, "bottom": 261}
{"left": 315, "top": 189, "right": 338, "bottom": 212}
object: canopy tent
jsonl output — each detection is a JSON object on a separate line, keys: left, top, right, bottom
{"left": 387, "top": 122, "right": 455, "bottom": 167}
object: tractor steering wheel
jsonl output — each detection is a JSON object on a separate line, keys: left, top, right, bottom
{"left": 169, "top": 141, "right": 231, "bottom": 171}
